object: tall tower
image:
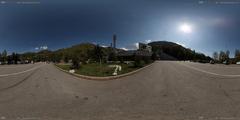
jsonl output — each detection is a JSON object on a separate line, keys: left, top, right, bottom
{"left": 110, "top": 43, "right": 113, "bottom": 48}
{"left": 113, "top": 34, "right": 117, "bottom": 48}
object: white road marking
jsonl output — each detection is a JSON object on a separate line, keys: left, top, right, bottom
{"left": 0, "top": 64, "right": 44, "bottom": 77}
{"left": 179, "top": 62, "right": 240, "bottom": 77}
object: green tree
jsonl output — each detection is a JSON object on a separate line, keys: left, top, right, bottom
{"left": 213, "top": 52, "right": 219, "bottom": 61}
{"left": 12, "top": 52, "right": 19, "bottom": 64}
{"left": 219, "top": 51, "right": 225, "bottom": 62}
{"left": 93, "top": 45, "right": 104, "bottom": 64}
{"left": 71, "top": 56, "right": 80, "bottom": 69}
{"left": 0, "top": 53, "right": 2, "bottom": 63}
{"left": 226, "top": 50, "right": 230, "bottom": 60}
{"left": 151, "top": 52, "right": 157, "bottom": 61}
{"left": 2, "top": 50, "right": 7, "bottom": 64}
{"left": 219, "top": 50, "right": 230, "bottom": 63}
{"left": 64, "top": 55, "right": 69, "bottom": 63}
{"left": 235, "top": 49, "right": 240, "bottom": 61}
{"left": 108, "top": 51, "right": 117, "bottom": 61}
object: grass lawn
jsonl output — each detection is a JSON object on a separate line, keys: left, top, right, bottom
{"left": 56, "top": 63, "right": 146, "bottom": 77}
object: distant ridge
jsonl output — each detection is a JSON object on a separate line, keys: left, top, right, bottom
{"left": 20, "top": 41, "right": 211, "bottom": 62}
{"left": 148, "top": 41, "right": 211, "bottom": 61}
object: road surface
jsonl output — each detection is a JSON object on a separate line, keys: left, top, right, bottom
{"left": 0, "top": 61, "right": 240, "bottom": 120}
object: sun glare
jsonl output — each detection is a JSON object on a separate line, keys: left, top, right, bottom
{"left": 179, "top": 23, "right": 192, "bottom": 34}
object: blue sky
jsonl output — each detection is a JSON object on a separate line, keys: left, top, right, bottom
{"left": 0, "top": 0, "right": 240, "bottom": 57}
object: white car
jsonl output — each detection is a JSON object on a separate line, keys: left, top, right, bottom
{"left": 210, "top": 60, "right": 215, "bottom": 64}
{"left": 237, "top": 62, "right": 240, "bottom": 65}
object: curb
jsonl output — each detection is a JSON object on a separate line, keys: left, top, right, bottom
{"left": 54, "top": 62, "right": 154, "bottom": 81}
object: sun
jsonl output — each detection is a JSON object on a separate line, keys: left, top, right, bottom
{"left": 179, "top": 23, "right": 192, "bottom": 34}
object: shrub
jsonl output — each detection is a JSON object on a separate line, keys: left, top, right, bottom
{"left": 134, "top": 60, "right": 145, "bottom": 67}
{"left": 71, "top": 57, "right": 80, "bottom": 69}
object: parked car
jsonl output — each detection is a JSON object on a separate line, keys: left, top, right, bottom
{"left": 237, "top": 62, "right": 240, "bottom": 65}
{"left": 223, "top": 60, "right": 230, "bottom": 65}
{"left": 210, "top": 60, "right": 215, "bottom": 64}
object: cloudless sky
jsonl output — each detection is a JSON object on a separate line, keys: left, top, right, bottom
{"left": 0, "top": 0, "right": 240, "bottom": 57}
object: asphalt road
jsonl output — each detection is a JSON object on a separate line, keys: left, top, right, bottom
{"left": 1, "top": 61, "right": 240, "bottom": 120}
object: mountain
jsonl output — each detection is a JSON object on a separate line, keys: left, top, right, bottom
{"left": 20, "top": 43, "right": 97, "bottom": 63}
{"left": 21, "top": 43, "right": 125, "bottom": 63}
{"left": 148, "top": 41, "right": 212, "bottom": 61}
{"left": 19, "top": 41, "right": 211, "bottom": 63}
